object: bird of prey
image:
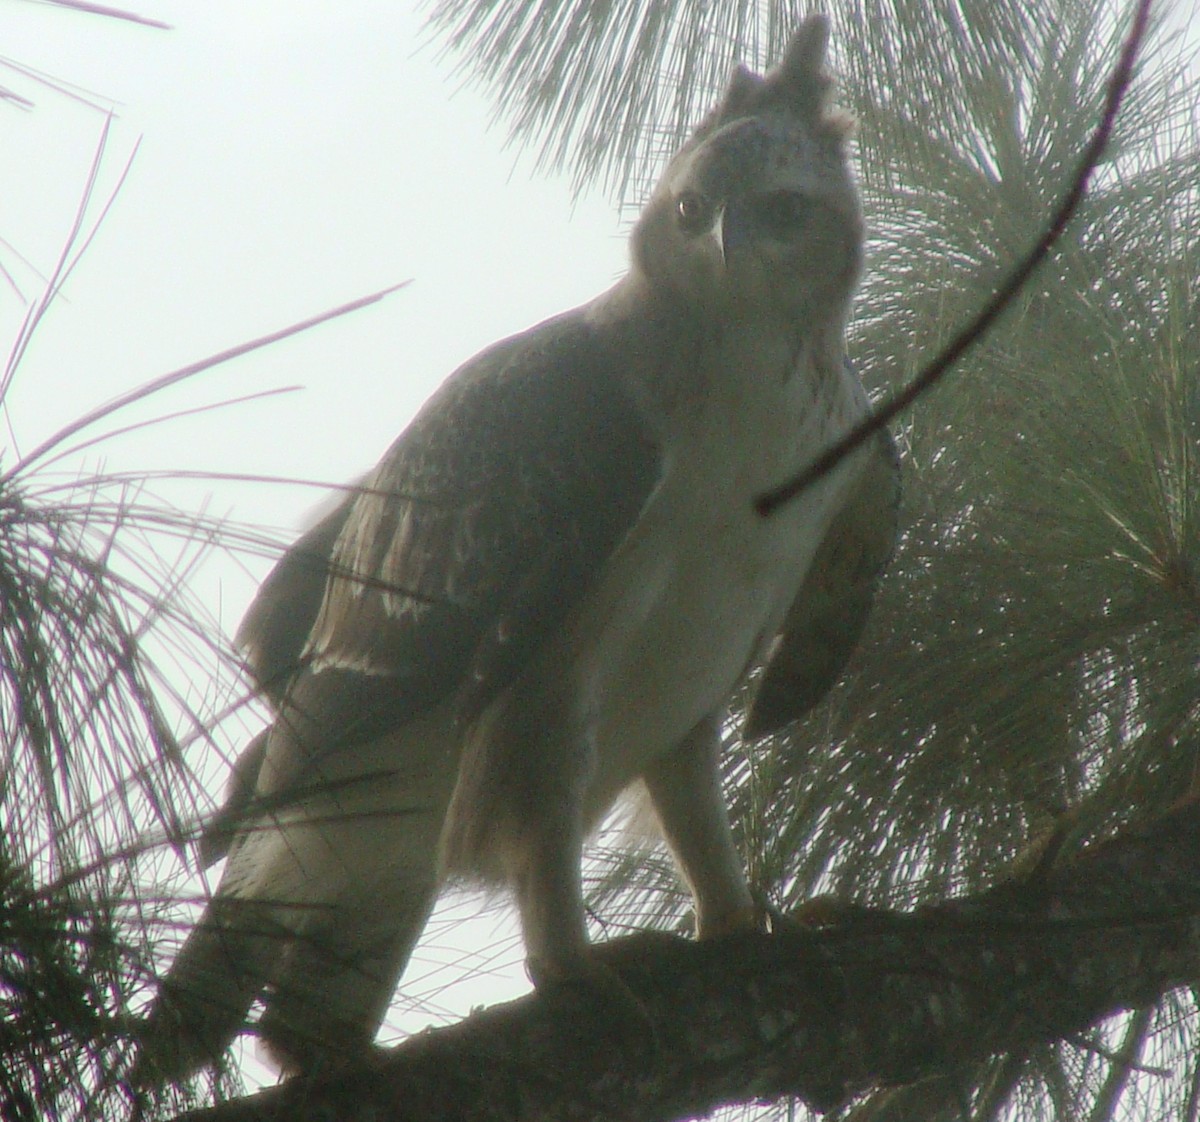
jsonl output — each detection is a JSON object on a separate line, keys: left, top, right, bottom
{"left": 136, "top": 14, "right": 898, "bottom": 1082}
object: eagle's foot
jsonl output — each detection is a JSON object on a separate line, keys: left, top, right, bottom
{"left": 527, "top": 949, "right": 658, "bottom": 1059}
{"left": 770, "top": 895, "right": 880, "bottom": 930}
{"left": 260, "top": 1024, "right": 387, "bottom": 1083}
{"left": 697, "top": 903, "right": 765, "bottom": 940}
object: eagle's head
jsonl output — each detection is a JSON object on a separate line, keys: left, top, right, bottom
{"left": 632, "top": 15, "right": 861, "bottom": 328}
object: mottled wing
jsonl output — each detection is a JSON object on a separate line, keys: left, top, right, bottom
{"left": 238, "top": 496, "right": 357, "bottom": 703}
{"left": 744, "top": 426, "right": 899, "bottom": 738}
{"left": 254, "top": 310, "right": 663, "bottom": 799}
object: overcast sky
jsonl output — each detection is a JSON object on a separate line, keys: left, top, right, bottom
{"left": 7, "top": 0, "right": 1194, "bottom": 1092}
{"left": 2, "top": 0, "right": 629, "bottom": 622}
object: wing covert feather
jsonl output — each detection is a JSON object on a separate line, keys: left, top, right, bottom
{"left": 745, "top": 426, "right": 900, "bottom": 738}
{"left": 257, "top": 311, "right": 662, "bottom": 796}
{"left": 237, "top": 497, "right": 355, "bottom": 702}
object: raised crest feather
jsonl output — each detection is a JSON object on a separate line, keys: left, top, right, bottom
{"left": 772, "top": 14, "right": 835, "bottom": 121}
{"left": 704, "top": 14, "right": 850, "bottom": 142}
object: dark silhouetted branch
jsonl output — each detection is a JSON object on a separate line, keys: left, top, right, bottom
{"left": 164, "top": 796, "right": 1200, "bottom": 1122}
{"left": 756, "top": 0, "right": 1152, "bottom": 517}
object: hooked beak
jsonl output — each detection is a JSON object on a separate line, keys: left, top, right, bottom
{"left": 708, "top": 207, "right": 728, "bottom": 268}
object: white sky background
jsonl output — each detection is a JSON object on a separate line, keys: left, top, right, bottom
{"left": 1, "top": 0, "right": 631, "bottom": 1088}
{"left": 1, "top": 0, "right": 627, "bottom": 549}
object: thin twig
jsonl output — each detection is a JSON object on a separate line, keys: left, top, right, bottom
{"left": 20, "top": 0, "right": 171, "bottom": 30}
{"left": 0, "top": 115, "right": 127, "bottom": 406}
{"left": 33, "top": 385, "right": 303, "bottom": 473}
{"left": 0, "top": 52, "right": 118, "bottom": 113}
{"left": 755, "top": 0, "right": 1153, "bottom": 517}
{"left": 6, "top": 282, "right": 410, "bottom": 480}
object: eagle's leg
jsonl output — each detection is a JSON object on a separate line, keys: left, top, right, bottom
{"left": 508, "top": 730, "right": 656, "bottom": 1039}
{"left": 257, "top": 894, "right": 435, "bottom": 1076}
{"left": 513, "top": 784, "right": 591, "bottom": 986}
{"left": 641, "top": 710, "right": 759, "bottom": 939}
{"left": 448, "top": 685, "right": 610, "bottom": 988}
{"left": 247, "top": 749, "right": 449, "bottom": 1076}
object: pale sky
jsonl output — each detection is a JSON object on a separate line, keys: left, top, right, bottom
{"left": 2, "top": 0, "right": 628, "bottom": 614}
{"left": 2, "top": 0, "right": 633, "bottom": 1086}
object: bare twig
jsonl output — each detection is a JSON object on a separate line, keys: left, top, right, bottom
{"left": 755, "top": 0, "right": 1153, "bottom": 517}
{"left": 0, "top": 116, "right": 136, "bottom": 406}
{"left": 32, "top": 386, "right": 303, "bottom": 472}
{"left": 6, "top": 282, "right": 410, "bottom": 480}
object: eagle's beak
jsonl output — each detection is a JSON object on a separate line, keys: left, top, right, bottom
{"left": 711, "top": 207, "right": 728, "bottom": 268}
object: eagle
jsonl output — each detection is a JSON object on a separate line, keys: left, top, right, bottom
{"left": 136, "top": 15, "right": 898, "bottom": 1081}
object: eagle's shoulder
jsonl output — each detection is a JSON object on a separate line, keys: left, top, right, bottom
{"left": 243, "top": 308, "right": 664, "bottom": 776}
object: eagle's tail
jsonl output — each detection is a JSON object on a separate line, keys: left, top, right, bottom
{"left": 131, "top": 900, "right": 279, "bottom": 1086}
{"left": 132, "top": 815, "right": 444, "bottom": 1084}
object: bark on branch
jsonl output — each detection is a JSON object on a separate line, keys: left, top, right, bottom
{"left": 166, "top": 798, "right": 1200, "bottom": 1122}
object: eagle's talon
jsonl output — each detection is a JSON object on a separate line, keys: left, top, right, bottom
{"left": 528, "top": 952, "right": 659, "bottom": 1059}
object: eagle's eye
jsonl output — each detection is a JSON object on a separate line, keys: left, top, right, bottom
{"left": 751, "top": 190, "right": 811, "bottom": 238}
{"left": 675, "top": 191, "right": 714, "bottom": 234}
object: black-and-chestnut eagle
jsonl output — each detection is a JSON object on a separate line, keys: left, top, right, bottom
{"left": 137, "top": 15, "right": 897, "bottom": 1081}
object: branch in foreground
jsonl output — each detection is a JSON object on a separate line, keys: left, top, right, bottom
{"left": 754, "top": 0, "right": 1152, "bottom": 516}
{"left": 166, "top": 798, "right": 1200, "bottom": 1122}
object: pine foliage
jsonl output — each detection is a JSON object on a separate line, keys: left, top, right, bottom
{"left": 0, "top": 453, "right": 234, "bottom": 1119}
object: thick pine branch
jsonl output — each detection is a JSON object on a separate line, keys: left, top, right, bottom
{"left": 165, "top": 797, "right": 1200, "bottom": 1122}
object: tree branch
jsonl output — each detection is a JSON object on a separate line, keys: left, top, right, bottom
{"left": 166, "top": 797, "right": 1200, "bottom": 1122}
{"left": 755, "top": 0, "right": 1152, "bottom": 517}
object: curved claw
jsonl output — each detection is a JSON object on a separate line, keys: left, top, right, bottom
{"left": 527, "top": 949, "right": 659, "bottom": 1059}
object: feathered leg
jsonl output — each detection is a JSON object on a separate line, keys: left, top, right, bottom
{"left": 131, "top": 896, "right": 283, "bottom": 1086}
{"left": 257, "top": 875, "right": 439, "bottom": 1074}
{"left": 641, "top": 710, "right": 757, "bottom": 937}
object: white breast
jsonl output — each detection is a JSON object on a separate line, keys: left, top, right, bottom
{"left": 569, "top": 334, "right": 870, "bottom": 818}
